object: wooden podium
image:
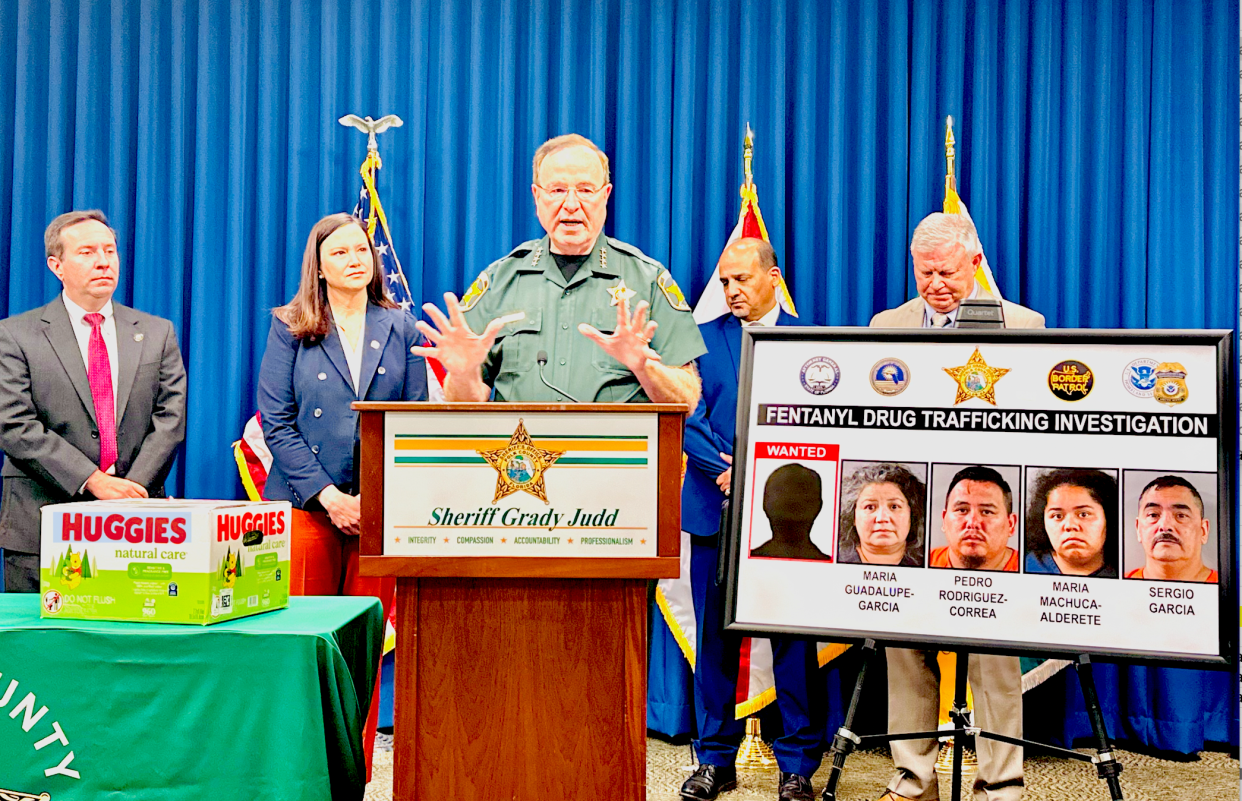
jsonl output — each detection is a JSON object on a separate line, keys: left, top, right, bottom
{"left": 356, "top": 402, "right": 686, "bottom": 801}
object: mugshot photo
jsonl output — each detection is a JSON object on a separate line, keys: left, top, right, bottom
{"left": 1024, "top": 467, "right": 1120, "bottom": 578}
{"left": 927, "top": 463, "right": 1022, "bottom": 572}
{"left": 1121, "top": 470, "right": 1218, "bottom": 583}
{"left": 836, "top": 461, "right": 928, "bottom": 568}
{"left": 747, "top": 460, "right": 836, "bottom": 562}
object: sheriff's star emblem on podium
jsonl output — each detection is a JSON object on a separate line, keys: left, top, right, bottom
{"left": 477, "top": 419, "right": 565, "bottom": 504}
{"left": 606, "top": 279, "right": 637, "bottom": 306}
{"left": 943, "top": 348, "right": 1010, "bottom": 405}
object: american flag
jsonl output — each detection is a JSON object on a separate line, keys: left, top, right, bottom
{"left": 353, "top": 151, "right": 446, "bottom": 396}
{"left": 353, "top": 152, "right": 413, "bottom": 310}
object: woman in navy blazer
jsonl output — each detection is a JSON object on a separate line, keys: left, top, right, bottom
{"left": 256, "top": 212, "right": 426, "bottom": 776}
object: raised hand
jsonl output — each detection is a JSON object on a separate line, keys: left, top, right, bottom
{"left": 577, "top": 298, "right": 659, "bottom": 373}
{"left": 411, "top": 292, "right": 506, "bottom": 379}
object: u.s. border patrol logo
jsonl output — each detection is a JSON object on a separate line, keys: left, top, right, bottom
{"left": 1122, "top": 358, "right": 1158, "bottom": 398}
{"left": 800, "top": 357, "right": 840, "bottom": 395}
{"left": 1047, "top": 360, "right": 1094, "bottom": 401}
{"left": 459, "top": 271, "right": 490, "bottom": 311}
{"left": 869, "top": 359, "right": 910, "bottom": 396}
{"left": 656, "top": 271, "right": 691, "bottom": 311}
{"left": 1153, "top": 362, "right": 1188, "bottom": 405}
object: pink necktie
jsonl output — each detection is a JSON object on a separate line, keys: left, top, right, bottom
{"left": 84, "top": 313, "right": 117, "bottom": 471}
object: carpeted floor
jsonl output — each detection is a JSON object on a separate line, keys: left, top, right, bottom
{"left": 365, "top": 734, "right": 1239, "bottom": 800}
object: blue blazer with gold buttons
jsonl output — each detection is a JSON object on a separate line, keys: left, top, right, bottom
{"left": 257, "top": 303, "right": 427, "bottom": 507}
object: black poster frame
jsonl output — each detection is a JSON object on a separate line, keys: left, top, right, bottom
{"left": 722, "top": 327, "right": 1236, "bottom": 668}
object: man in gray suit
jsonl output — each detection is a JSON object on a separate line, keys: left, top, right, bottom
{"left": 871, "top": 211, "right": 1039, "bottom": 801}
{"left": 871, "top": 212, "right": 1044, "bottom": 330}
{"left": 0, "top": 210, "right": 187, "bottom": 592}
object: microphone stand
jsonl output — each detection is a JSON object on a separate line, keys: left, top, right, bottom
{"left": 536, "top": 350, "right": 581, "bottom": 403}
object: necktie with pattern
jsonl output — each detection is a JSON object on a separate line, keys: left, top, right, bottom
{"left": 84, "top": 313, "right": 117, "bottom": 471}
{"left": 931, "top": 312, "right": 951, "bottom": 328}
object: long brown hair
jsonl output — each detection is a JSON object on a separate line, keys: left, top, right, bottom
{"left": 274, "top": 213, "right": 396, "bottom": 341}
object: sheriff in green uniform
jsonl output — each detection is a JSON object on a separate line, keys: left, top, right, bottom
{"left": 415, "top": 134, "right": 706, "bottom": 407}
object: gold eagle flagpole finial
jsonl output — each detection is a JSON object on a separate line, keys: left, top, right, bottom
{"left": 944, "top": 115, "right": 957, "bottom": 197}
{"left": 742, "top": 123, "right": 755, "bottom": 192}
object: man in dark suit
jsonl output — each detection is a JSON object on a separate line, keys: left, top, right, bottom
{"left": 678, "top": 238, "right": 825, "bottom": 801}
{"left": 0, "top": 210, "right": 187, "bottom": 592}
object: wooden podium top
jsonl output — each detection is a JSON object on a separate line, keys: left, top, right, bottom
{"left": 355, "top": 402, "right": 687, "bottom": 579}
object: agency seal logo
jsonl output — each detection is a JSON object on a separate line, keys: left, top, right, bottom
{"left": 477, "top": 418, "right": 565, "bottom": 504}
{"left": 800, "top": 357, "right": 841, "bottom": 395}
{"left": 1047, "top": 360, "right": 1094, "bottom": 401}
{"left": 1153, "top": 362, "right": 1188, "bottom": 405}
{"left": 943, "top": 348, "right": 1009, "bottom": 405}
{"left": 869, "top": 359, "right": 910, "bottom": 396}
{"left": 1122, "top": 358, "right": 1158, "bottom": 398}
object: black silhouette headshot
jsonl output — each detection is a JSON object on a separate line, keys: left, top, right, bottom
{"left": 750, "top": 463, "right": 833, "bottom": 561}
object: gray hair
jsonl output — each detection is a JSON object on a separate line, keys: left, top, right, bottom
{"left": 532, "top": 134, "right": 611, "bottom": 185}
{"left": 909, "top": 212, "right": 981, "bottom": 258}
{"left": 45, "top": 210, "right": 116, "bottom": 259}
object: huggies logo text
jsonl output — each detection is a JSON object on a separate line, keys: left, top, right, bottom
{"left": 217, "top": 511, "right": 286, "bottom": 542}
{"left": 59, "top": 514, "right": 188, "bottom": 544}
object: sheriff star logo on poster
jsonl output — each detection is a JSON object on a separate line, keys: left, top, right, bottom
{"left": 477, "top": 419, "right": 565, "bottom": 504}
{"left": 943, "top": 348, "right": 1009, "bottom": 405}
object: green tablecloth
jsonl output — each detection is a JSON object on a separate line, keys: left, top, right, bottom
{"left": 0, "top": 595, "right": 382, "bottom": 800}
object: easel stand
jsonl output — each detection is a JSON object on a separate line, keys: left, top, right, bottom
{"left": 819, "top": 641, "right": 1124, "bottom": 801}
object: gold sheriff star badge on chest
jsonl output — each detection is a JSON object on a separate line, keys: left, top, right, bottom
{"left": 606, "top": 279, "right": 637, "bottom": 306}
{"left": 477, "top": 419, "right": 565, "bottom": 504}
{"left": 943, "top": 348, "right": 1010, "bottom": 405}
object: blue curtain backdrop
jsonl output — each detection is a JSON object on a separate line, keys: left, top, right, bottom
{"left": 0, "top": 0, "right": 1236, "bottom": 752}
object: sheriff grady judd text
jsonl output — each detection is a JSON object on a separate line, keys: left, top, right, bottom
{"left": 0, "top": 668, "right": 80, "bottom": 780}
{"left": 429, "top": 507, "right": 621, "bottom": 529}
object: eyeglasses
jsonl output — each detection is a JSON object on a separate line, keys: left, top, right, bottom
{"left": 537, "top": 184, "right": 604, "bottom": 201}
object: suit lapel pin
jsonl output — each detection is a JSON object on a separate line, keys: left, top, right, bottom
{"left": 134, "top": 333, "right": 144, "bottom": 342}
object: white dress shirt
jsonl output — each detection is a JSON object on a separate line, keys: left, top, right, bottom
{"left": 62, "top": 293, "right": 119, "bottom": 410}
{"left": 743, "top": 304, "right": 781, "bottom": 328}
{"left": 922, "top": 282, "right": 980, "bottom": 328}
{"left": 336, "top": 322, "right": 364, "bottom": 396}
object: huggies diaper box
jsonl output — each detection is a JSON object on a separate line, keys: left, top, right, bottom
{"left": 39, "top": 499, "right": 291, "bottom": 624}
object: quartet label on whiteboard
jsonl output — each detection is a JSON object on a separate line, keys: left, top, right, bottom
{"left": 725, "top": 329, "right": 1235, "bottom": 664}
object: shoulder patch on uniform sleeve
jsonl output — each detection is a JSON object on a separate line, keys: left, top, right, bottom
{"left": 656, "top": 270, "right": 692, "bottom": 312}
{"left": 460, "top": 270, "right": 490, "bottom": 311}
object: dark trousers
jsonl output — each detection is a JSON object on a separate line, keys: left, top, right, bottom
{"left": 690, "top": 537, "right": 827, "bottom": 777}
{"left": 1, "top": 548, "right": 39, "bottom": 593}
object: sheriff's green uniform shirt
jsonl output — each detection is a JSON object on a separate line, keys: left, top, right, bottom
{"left": 460, "top": 234, "right": 706, "bottom": 402}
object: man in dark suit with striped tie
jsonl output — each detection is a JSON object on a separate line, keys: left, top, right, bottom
{"left": 0, "top": 210, "right": 186, "bottom": 592}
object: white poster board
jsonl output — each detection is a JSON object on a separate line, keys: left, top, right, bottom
{"left": 726, "top": 329, "right": 1234, "bottom": 664}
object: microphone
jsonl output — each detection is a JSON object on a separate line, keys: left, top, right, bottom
{"left": 536, "top": 350, "right": 581, "bottom": 403}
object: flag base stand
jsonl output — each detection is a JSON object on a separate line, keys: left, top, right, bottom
{"left": 934, "top": 739, "right": 977, "bottom": 776}
{"left": 735, "top": 717, "right": 778, "bottom": 771}
{"left": 818, "top": 643, "right": 1124, "bottom": 801}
